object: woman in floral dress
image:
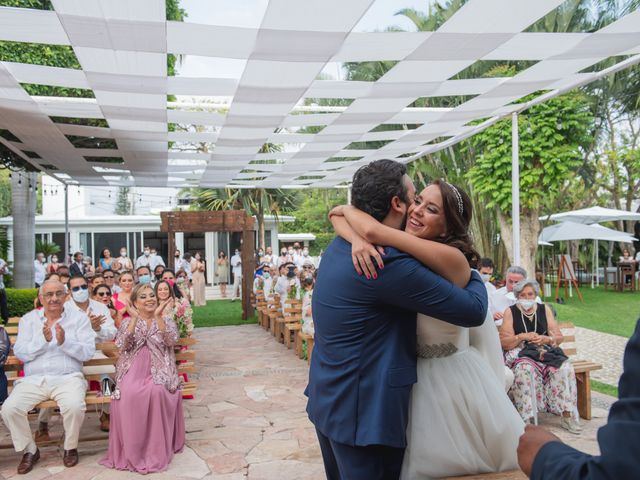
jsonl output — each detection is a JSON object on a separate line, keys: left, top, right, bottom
{"left": 499, "top": 278, "right": 580, "bottom": 434}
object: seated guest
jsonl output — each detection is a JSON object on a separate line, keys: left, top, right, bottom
{"left": 37, "top": 276, "right": 118, "bottom": 438}
{"left": 1, "top": 280, "right": 96, "bottom": 473}
{"left": 301, "top": 275, "right": 314, "bottom": 336}
{"left": 499, "top": 279, "right": 581, "bottom": 434}
{"left": 102, "top": 268, "right": 120, "bottom": 294}
{"left": 153, "top": 264, "right": 165, "bottom": 286}
{"left": 93, "top": 284, "right": 120, "bottom": 326}
{"left": 517, "top": 318, "right": 640, "bottom": 479}
{"left": 0, "top": 322, "right": 9, "bottom": 403}
{"left": 100, "top": 283, "right": 185, "bottom": 473}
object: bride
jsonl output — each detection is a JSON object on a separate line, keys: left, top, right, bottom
{"left": 330, "top": 179, "right": 524, "bottom": 479}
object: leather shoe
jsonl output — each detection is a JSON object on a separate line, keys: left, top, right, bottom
{"left": 99, "top": 412, "right": 110, "bottom": 432}
{"left": 17, "top": 448, "right": 40, "bottom": 474}
{"left": 63, "top": 448, "right": 79, "bottom": 468}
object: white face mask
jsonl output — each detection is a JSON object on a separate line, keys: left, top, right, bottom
{"left": 517, "top": 299, "right": 537, "bottom": 311}
{"left": 480, "top": 273, "right": 491, "bottom": 283}
{"left": 72, "top": 288, "right": 89, "bottom": 303}
{"left": 150, "top": 252, "right": 157, "bottom": 257}
{"left": 120, "top": 251, "right": 126, "bottom": 257}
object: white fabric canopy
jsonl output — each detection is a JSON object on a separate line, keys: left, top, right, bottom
{"left": 0, "top": 1, "right": 639, "bottom": 187}
{"left": 540, "top": 206, "right": 640, "bottom": 225}
{"left": 539, "top": 221, "right": 637, "bottom": 243}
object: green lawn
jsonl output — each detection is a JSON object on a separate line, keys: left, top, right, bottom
{"left": 592, "top": 380, "right": 619, "bottom": 398}
{"left": 548, "top": 286, "right": 639, "bottom": 338}
{"left": 192, "top": 300, "right": 257, "bottom": 328}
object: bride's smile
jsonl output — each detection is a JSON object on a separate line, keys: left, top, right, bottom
{"left": 405, "top": 185, "right": 447, "bottom": 240}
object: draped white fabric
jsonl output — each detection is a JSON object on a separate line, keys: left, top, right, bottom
{"left": 0, "top": 0, "right": 639, "bottom": 187}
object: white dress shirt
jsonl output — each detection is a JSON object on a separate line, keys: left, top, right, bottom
{"left": 149, "top": 254, "right": 166, "bottom": 270}
{"left": 14, "top": 307, "right": 96, "bottom": 386}
{"left": 135, "top": 254, "right": 151, "bottom": 268}
{"left": 64, "top": 299, "right": 117, "bottom": 342}
{"left": 231, "top": 254, "right": 242, "bottom": 277}
{"left": 34, "top": 260, "right": 46, "bottom": 285}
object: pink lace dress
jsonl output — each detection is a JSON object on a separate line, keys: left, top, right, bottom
{"left": 100, "top": 316, "right": 185, "bottom": 474}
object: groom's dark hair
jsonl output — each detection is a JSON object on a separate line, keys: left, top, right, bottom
{"left": 351, "top": 160, "right": 409, "bottom": 222}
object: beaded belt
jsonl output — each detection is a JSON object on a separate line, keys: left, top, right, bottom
{"left": 417, "top": 342, "right": 458, "bottom": 359}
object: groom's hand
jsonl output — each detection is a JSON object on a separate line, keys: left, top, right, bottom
{"left": 517, "top": 424, "right": 562, "bottom": 477}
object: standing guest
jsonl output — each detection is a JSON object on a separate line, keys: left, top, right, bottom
{"left": 1, "top": 280, "right": 95, "bottom": 474}
{"left": 149, "top": 247, "right": 165, "bottom": 271}
{"left": 57, "top": 265, "right": 70, "bottom": 284}
{"left": 182, "top": 253, "right": 194, "bottom": 281}
{"left": 99, "top": 284, "right": 185, "bottom": 474}
{"left": 153, "top": 265, "right": 165, "bottom": 286}
{"left": 172, "top": 249, "right": 181, "bottom": 269}
{"left": 192, "top": 252, "right": 206, "bottom": 307}
{"left": 517, "top": 318, "right": 640, "bottom": 480}
{"left": 135, "top": 246, "right": 152, "bottom": 269}
{"left": 83, "top": 257, "right": 96, "bottom": 276}
{"left": 34, "top": 253, "right": 46, "bottom": 288}
{"left": 230, "top": 249, "right": 242, "bottom": 302}
{"left": 135, "top": 266, "right": 152, "bottom": 285}
{"left": 216, "top": 252, "right": 229, "bottom": 298}
{"left": 69, "top": 252, "right": 85, "bottom": 277}
{"left": 263, "top": 246, "right": 274, "bottom": 265}
{"left": 0, "top": 257, "right": 10, "bottom": 325}
{"left": 499, "top": 279, "right": 580, "bottom": 433}
{"left": 301, "top": 275, "right": 315, "bottom": 336}
{"left": 479, "top": 257, "right": 497, "bottom": 297}
{"left": 117, "top": 247, "right": 133, "bottom": 273}
{"left": 276, "top": 247, "right": 288, "bottom": 268}
{"left": 175, "top": 270, "right": 191, "bottom": 303}
{"left": 113, "top": 271, "right": 134, "bottom": 321}
{"left": 99, "top": 248, "right": 118, "bottom": 271}
{"left": 103, "top": 268, "right": 119, "bottom": 294}
{"left": 47, "top": 255, "right": 61, "bottom": 274}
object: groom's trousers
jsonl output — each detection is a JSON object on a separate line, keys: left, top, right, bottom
{"left": 315, "top": 428, "right": 405, "bottom": 480}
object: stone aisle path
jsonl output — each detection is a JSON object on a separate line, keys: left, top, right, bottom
{"left": 574, "top": 327, "right": 628, "bottom": 386}
{"left": 0, "top": 324, "right": 617, "bottom": 480}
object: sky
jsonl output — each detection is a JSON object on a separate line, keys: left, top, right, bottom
{"left": 176, "top": 0, "right": 430, "bottom": 79}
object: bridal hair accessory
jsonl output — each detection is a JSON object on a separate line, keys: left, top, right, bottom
{"left": 445, "top": 182, "right": 464, "bottom": 216}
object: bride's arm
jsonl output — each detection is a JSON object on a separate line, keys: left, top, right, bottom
{"left": 331, "top": 205, "right": 470, "bottom": 287}
{"left": 329, "top": 214, "right": 384, "bottom": 279}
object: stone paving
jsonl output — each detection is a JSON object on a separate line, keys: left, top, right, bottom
{"left": 574, "top": 327, "right": 627, "bottom": 386}
{"left": 0, "top": 324, "right": 619, "bottom": 480}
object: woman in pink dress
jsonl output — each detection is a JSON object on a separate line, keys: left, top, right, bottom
{"left": 111, "top": 271, "right": 133, "bottom": 328}
{"left": 100, "top": 283, "right": 185, "bottom": 474}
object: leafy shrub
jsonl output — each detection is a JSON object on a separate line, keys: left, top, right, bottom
{"left": 309, "top": 233, "right": 335, "bottom": 256}
{"left": 6, "top": 288, "right": 38, "bottom": 317}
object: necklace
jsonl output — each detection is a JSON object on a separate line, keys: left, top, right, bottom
{"left": 519, "top": 306, "right": 537, "bottom": 334}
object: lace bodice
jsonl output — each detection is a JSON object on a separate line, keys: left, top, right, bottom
{"left": 416, "top": 314, "right": 469, "bottom": 358}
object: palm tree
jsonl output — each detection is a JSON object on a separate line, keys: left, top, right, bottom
{"left": 35, "top": 239, "right": 61, "bottom": 258}
{"left": 191, "top": 188, "right": 299, "bottom": 250}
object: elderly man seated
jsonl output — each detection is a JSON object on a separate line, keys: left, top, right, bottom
{"left": 36, "top": 275, "right": 117, "bottom": 440}
{"left": 1, "top": 280, "right": 95, "bottom": 474}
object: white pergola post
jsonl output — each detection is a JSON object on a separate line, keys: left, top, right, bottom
{"left": 511, "top": 112, "right": 521, "bottom": 266}
{"left": 347, "top": 185, "right": 352, "bottom": 206}
{"left": 64, "top": 184, "right": 69, "bottom": 264}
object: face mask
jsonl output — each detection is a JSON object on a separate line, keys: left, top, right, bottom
{"left": 51, "top": 257, "right": 58, "bottom": 263}
{"left": 144, "top": 250, "right": 150, "bottom": 257}
{"left": 480, "top": 274, "right": 491, "bottom": 283}
{"left": 235, "top": 251, "right": 239, "bottom": 255}
{"left": 263, "top": 272, "right": 270, "bottom": 279}
{"left": 177, "top": 277, "right": 185, "bottom": 284}
{"left": 175, "top": 254, "right": 180, "bottom": 258}
{"left": 288, "top": 250, "right": 294, "bottom": 255}
{"left": 138, "top": 274, "right": 151, "bottom": 284}
{"left": 155, "top": 273, "right": 163, "bottom": 280}
{"left": 195, "top": 254, "right": 201, "bottom": 260}
{"left": 258, "top": 252, "right": 263, "bottom": 257}
{"left": 166, "top": 279, "right": 175, "bottom": 287}
{"left": 517, "top": 299, "right": 536, "bottom": 311}
{"left": 150, "top": 252, "right": 157, "bottom": 257}
{"left": 281, "top": 251, "right": 286, "bottom": 256}
{"left": 72, "top": 288, "right": 89, "bottom": 303}
{"left": 120, "top": 251, "right": 126, "bottom": 257}
{"left": 303, "top": 250, "right": 309, "bottom": 256}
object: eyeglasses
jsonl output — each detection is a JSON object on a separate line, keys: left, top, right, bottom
{"left": 96, "top": 291, "right": 111, "bottom": 297}
{"left": 43, "top": 291, "right": 66, "bottom": 299}
{"left": 71, "top": 285, "right": 88, "bottom": 292}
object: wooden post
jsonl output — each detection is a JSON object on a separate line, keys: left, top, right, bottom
{"left": 168, "top": 230, "right": 175, "bottom": 270}
{"left": 241, "top": 228, "right": 255, "bottom": 320}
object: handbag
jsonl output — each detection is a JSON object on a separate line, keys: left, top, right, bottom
{"left": 518, "top": 343, "right": 568, "bottom": 369}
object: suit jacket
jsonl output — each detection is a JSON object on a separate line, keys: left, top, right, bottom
{"left": 532, "top": 319, "right": 640, "bottom": 480}
{"left": 69, "top": 262, "right": 84, "bottom": 277}
{"left": 305, "top": 237, "right": 488, "bottom": 449}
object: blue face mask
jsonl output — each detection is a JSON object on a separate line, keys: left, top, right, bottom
{"left": 138, "top": 274, "right": 151, "bottom": 285}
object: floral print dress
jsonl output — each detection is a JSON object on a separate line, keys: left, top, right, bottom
{"left": 505, "top": 304, "right": 578, "bottom": 422}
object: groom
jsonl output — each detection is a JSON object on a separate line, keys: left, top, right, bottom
{"left": 306, "top": 160, "right": 488, "bottom": 480}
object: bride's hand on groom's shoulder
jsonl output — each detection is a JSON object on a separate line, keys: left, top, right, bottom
{"left": 351, "top": 236, "right": 385, "bottom": 280}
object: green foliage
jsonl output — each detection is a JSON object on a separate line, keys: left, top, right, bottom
{"left": 6, "top": 288, "right": 38, "bottom": 317}
{"left": 0, "top": 227, "right": 9, "bottom": 259}
{"left": 591, "top": 380, "right": 618, "bottom": 399}
{"left": 466, "top": 92, "right": 595, "bottom": 213}
{"left": 280, "top": 189, "right": 347, "bottom": 234}
{"left": 309, "top": 233, "right": 335, "bottom": 256}
{"left": 115, "top": 187, "right": 132, "bottom": 215}
{"left": 0, "top": 170, "right": 11, "bottom": 217}
{"left": 0, "top": 1, "right": 52, "bottom": 9}
{"left": 35, "top": 239, "right": 60, "bottom": 257}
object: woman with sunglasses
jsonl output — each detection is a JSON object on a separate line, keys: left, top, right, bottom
{"left": 92, "top": 284, "right": 120, "bottom": 326}
{"left": 100, "top": 283, "right": 184, "bottom": 474}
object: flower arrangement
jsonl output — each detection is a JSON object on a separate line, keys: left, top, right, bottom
{"left": 174, "top": 298, "right": 194, "bottom": 338}
{"left": 287, "top": 282, "right": 299, "bottom": 300}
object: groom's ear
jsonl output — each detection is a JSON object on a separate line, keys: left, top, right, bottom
{"left": 389, "top": 195, "right": 407, "bottom": 215}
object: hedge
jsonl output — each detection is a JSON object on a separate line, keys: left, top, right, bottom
{"left": 309, "top": 233, "right": 335, "bottom": 256}
{"left": 6, "top": 288, "right": 38, "bottom": 318}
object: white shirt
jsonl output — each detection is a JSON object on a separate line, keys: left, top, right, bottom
{"left": 231, "top": 254, "right": 242, "bottom": 276}
{"left": 118, "top": 255, "right": 133, "bottom": 272}
{"left": 0, "top": 258, "right": 9, "bottom": 289}
{"left": 135, "top": 254, "right": 151, "bottom": 268}
{"left": 149, "top": 254, "right": 165, "bottom": 270}
{"left": 14, "top": 307, "right": 96, "bottom": 386}
{"left": 34, "top": 260, "right": 46, "bottom": 285}
{"left": 64, "top": 298, "right": 117, "bottom": 342}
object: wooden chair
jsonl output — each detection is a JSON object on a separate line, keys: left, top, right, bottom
{"left": 275, "top": 298, "right": 302, "bottom": 344}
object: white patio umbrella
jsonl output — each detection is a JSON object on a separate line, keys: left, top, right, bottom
{"left": 539, "top": 222, "right": 637, "bottom": 288}
{"left": 540, "top": 206, "right": 640, "bottom": 225}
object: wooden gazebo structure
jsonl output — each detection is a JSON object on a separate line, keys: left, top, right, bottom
{"left": 160, "top": 210, "right": 255, "bottom": 320}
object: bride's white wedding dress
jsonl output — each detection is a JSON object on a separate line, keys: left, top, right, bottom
{"left": 400, "top": 313, "right": 524, "bottom": 479}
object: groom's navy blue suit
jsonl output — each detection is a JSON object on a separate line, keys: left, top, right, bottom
{"left": 306, "top": 237, "right": 488, "bottom": 480}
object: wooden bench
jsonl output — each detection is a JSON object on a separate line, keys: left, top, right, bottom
{"left": 297, "top": 332, "right": 314, "bottom": 364}
{"left": 275, "top": 299, "right": 301, "bottom": 344}
{"left": 559, "top": 322, "right": 602, "bottom": 420}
